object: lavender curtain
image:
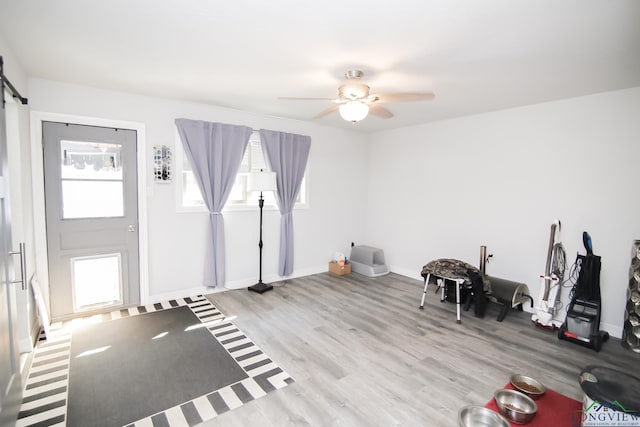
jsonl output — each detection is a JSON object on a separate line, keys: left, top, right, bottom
{"left": 260, "top": 129, "right": 311, "bottom": 276}
{"left": 175, "top": 119, "right": 252, "bottom": 287}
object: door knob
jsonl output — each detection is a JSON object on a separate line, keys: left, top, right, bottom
{"left": 128, "top": 225, "right": 136, "bottom": 232}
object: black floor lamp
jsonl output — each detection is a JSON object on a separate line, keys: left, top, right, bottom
{"left": 247, "top": 170, "right": 277, "bottom": 294}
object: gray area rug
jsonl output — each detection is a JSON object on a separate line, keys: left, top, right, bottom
{"left": 16, "top": 296, "right": 294, "bottom": 427}
{"left": 68, "top": 305, "right": 247, "bottom": 426}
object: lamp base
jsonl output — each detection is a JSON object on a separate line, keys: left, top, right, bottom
{"left": 248, "top": 281, "right": 273, "bottom": 294}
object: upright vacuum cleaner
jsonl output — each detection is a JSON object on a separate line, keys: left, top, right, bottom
{"left": 558, "top": 232, "right": 610, "bottom": 352}
{"left": 532, "top": 220, "right": 566, "bottom": 328}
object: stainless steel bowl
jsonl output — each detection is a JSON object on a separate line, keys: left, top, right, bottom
{"left": 494, "top": 389, "right": 538, "bottom": 424}
{"left": 510, "top": 374, "right": 546, "bottom": 399}
{"left": 458, "top": 405, "right": 510, "bottom": 427}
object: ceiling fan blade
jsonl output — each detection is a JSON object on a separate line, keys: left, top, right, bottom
{"left": 373, "top": 92, "right": 435, "bottom": 103}
{"left": 278, "top": 96, "right": 335, "bottom": 101}
{"left": 313, "top": 104, "right": 340, "bottom": 119}
{"left": 369, "top": 103, "right": 394, "bottom": 119}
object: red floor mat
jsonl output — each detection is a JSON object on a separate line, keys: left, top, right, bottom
{"left": 485, "top": 382, "right": 583, "bottom": 427}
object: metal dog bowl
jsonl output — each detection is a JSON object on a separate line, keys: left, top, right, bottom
{"left": 494, "top": 389, "right": 538, "bottom": 424}
{"left": 510, "top": 374, "right": 546, "bottom": 399}
{"left": 458, "top": 405, "right": 510, "bottom": 427}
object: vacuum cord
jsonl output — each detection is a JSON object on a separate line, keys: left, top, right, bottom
{"left": 551, "top": 242, "right": 566, "bottom": 281}
{"left": 564, "top": 257, "right": 583, "bottom": 311}
{"left": 548, "top": 242, "right": 567, "bottom": 311}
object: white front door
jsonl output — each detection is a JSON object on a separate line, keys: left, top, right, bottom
{"left": 43, "top": 121, "right": 140, "bottom": 320}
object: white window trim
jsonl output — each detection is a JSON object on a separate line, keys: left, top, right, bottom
{"left": 175, "top": 131, "right": 309, "bottom": 214}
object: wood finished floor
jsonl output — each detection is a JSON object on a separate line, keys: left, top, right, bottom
{"left": 204, "top": 272, "right": 639, "bottom": 426}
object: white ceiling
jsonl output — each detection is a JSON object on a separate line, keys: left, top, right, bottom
{"left": 1, "top": 0, "right": 639, "bottom": 133}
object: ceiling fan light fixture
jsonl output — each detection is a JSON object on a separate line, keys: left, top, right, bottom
{"left": 339, "top": 101, "right": 369, "bottom": 123}
{"left": 339, "top": 82, "right": 370, "bottom": 100}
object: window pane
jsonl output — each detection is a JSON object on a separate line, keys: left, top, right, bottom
{"left": 178, "top": 132, "right": 306, "bottom": 208}
{"left": 62, "top": 181, "right": 124, "bottom": 218}
{"left": 297, "top": 177, "right": 306, "bottom": 204}
{"left": 60, "top": 139, "right": 125, "bottom": 218}
{"left": 182, "top": 149, "right": 192, "bottom": 170}
{"left": 182, "top": 172, "right": 205, "bottom": 207}
{"left": 227, "top": 174, "right": 246, "bottom": 202}
{"left": 61, "top": 140, "right": 122, "bottom": 180}
{"left": 250, "top": 138, "right": 267, "bottom": 172}
{"left": 72, "top": 253, "right": 122, "bottom": 311}
{"left": 238, "top": 146, "right": 250, "bottom": 173}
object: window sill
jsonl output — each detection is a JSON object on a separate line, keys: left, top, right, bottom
{"left": 176, "top": 203, "right": 308, "bottom": 214}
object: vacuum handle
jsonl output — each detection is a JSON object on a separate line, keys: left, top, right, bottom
{"left": 583, "top": 232, "right": 593, "bottom": 255}
{"left": 542, "top": 223, "right": 556, "bottom": 301}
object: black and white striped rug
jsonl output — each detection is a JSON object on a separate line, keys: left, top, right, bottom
{"left": 16, "top": 295, "right": 293, "bottom": 426}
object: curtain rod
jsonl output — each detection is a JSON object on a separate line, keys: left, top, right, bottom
{"left": 0, "top": 56, "right": 29, "bottom": 107}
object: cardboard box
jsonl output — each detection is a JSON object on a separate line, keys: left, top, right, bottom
{"left": 328, "top": 262, "right": 351, "bottom": 275}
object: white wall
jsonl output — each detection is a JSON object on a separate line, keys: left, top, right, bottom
{"left": 366, "top": 87, "right": 640, "bottom": 337}
{"left": 27, "top": 78, "right": 369, "bottom": 303}
{"left": 20, "top": 68, "right": 640, "bottom": 338}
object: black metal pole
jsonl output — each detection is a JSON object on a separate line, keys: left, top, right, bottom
{"left": 0, "top": 56, "right": 29, "bottom": 108}
{"left": 258, "top": 193, "right": 264, "bottom": 284}
{"left": 248, "top": 191, "right": 273, "bottom": 293}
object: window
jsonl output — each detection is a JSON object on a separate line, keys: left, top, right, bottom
{"left": 177, "top": 131, "right": 307, "bottom": 211}
{"left": 60, "top": 140, "right": 124, "bottom": 218}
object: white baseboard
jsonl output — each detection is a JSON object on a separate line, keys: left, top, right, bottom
{"left": 18, "top": 336, "right": 33, "bottom": 354}
{"left": 147, "top": 286, "right": 213, "bottom": 304}
{"left": 224, "top": 265, "right": 327, "bottom": 290}
{"left": 148, "top": 265, "right": 328, "bottom": 302}
{"left": 389, "top": 265, "right": 423, "bottom": 281}
{"left": 600, "top": 321, "right": 622, "bottom": 339}
{"left": 389, "top": 265, "right": 625, "bottom": 339}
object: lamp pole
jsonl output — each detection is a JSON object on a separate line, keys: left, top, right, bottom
{"left": 257, "top": 191, "right": 265, "bottom": 284}
{"left": 249, "top": 190, "right": 273, "bottom": 293}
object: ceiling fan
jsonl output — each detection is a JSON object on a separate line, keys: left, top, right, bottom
{"left": 279, "top": 70, "right": 435, "bottom": 123}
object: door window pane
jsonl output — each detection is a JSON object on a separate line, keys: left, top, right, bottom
{"left": 60, "top": 140, "right": 124, "bottom": 218}
{"left": 71, "top": 254, "right": 122, "bottom": 312}
{"left": 62, "top": 181, "right": 124, "bottom": 218}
